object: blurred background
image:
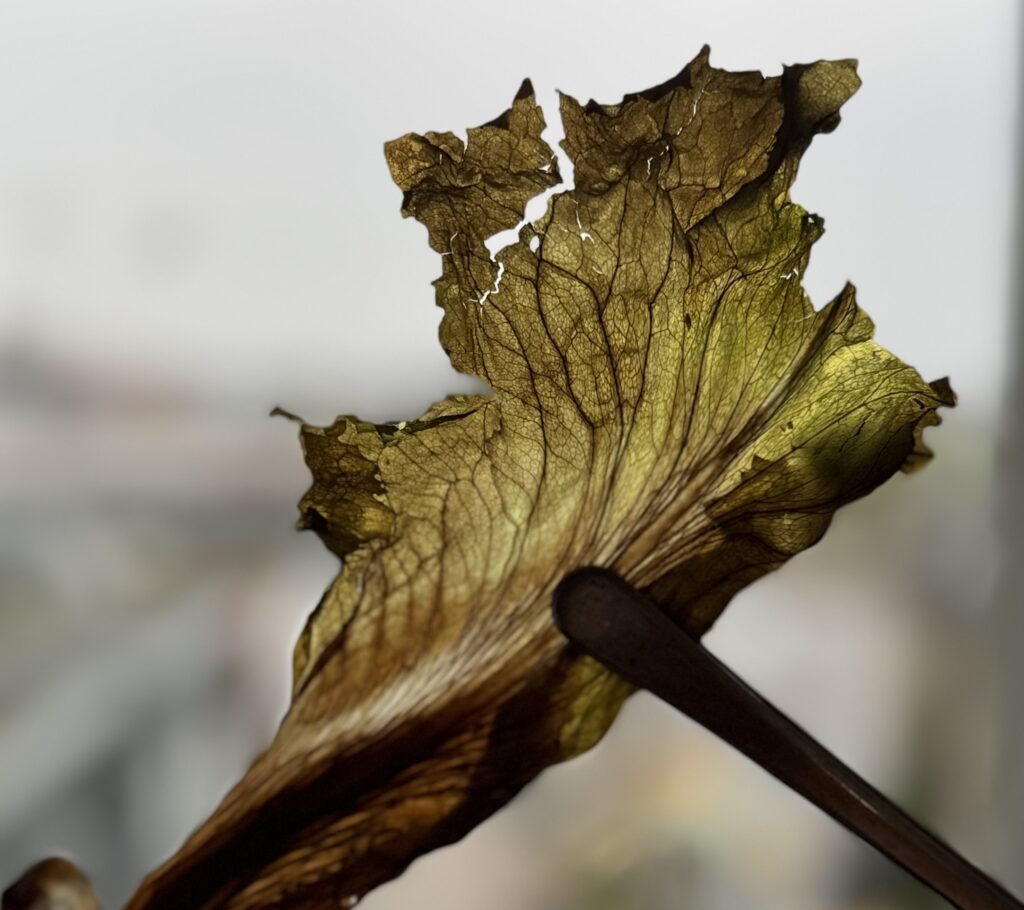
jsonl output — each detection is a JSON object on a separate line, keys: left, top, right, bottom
{"left": 0, "top": 2, "right": 1020, "bottom": 908}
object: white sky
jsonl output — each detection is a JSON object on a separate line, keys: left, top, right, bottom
{"left": 0, "top": 0, "right": 1017, "bottom": 426}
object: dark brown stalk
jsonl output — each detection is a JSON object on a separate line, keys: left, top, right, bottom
{"left": 554, "top": 567, "right": 1024, "bottom": 910}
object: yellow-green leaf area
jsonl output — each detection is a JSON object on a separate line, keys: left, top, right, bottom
{"left": 127, "top": 48, "right": 953, "bottom": 910}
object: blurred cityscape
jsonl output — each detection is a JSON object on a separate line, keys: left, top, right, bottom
{"left": 0, "top": 340, "right": 1018, "bottom": 909}
{"left": 0, "top": 2, "right": 1020, "bottom": 908}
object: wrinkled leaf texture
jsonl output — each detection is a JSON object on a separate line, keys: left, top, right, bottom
{"left": 127, "top": 47, "right": 953, "bottom": 909}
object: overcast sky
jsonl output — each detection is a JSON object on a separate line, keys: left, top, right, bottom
{"left": 0, "top": 0, "right": 1017, "bottom": 427}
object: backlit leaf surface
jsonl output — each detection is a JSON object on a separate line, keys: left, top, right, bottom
{"left": 127, "top": 48, "right": 953, "bottom": 909}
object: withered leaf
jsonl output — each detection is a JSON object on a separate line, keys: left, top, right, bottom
{"left": 126, "top": 48, "right": 953, "bottom": 909}
{"left": 2, "top": 859, "right": 100, "bottom": 910}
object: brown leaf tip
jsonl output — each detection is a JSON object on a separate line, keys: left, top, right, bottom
{"left": 478, "top": 78, "right": 536, "bottom": 129}
{"left": 902, "top": 377, "right": 957, "bottom": 473}
{"left": 3, "top": 858, "right": 101, "bottom": 910}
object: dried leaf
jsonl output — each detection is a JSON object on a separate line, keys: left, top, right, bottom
{"left": 2, "top": 859, "right": 101, "bottom": 910}
{"left": 126, "top": 48, "right": 953, "bottom": 909}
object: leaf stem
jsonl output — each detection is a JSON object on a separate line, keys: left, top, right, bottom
{"left": 553, "top": 568, "right": 1024, "bottom": 910}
